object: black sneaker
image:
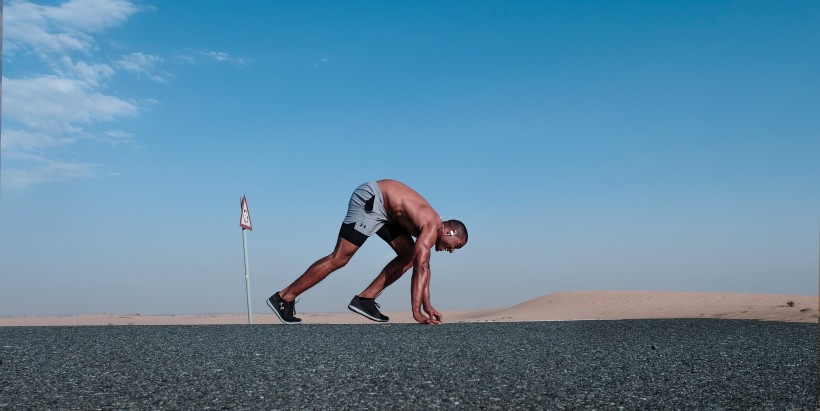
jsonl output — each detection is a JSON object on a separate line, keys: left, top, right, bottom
{"left": 348, "top": 295, "right": 389, "bottom": 322}
{"left": 267, "top": 292, "right": 302, "bottom": 324}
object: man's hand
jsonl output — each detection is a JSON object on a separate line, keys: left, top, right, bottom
{"left": 414, "top": 311, "right": 442, "bottom": 325}
{"left": 424, "top": 304, "right": 443, "bottom": 323}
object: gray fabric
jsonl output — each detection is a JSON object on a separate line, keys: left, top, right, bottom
{"left": 342, "top": 181, "right": 390, "bottom": 237}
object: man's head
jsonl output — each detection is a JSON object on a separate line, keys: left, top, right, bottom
{"left": 435, "top": 219, "right": 468, "bottom": 253}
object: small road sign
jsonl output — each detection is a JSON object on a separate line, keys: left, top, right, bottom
{"left": 240, "top": 195, "right": 252, "bottom": 230}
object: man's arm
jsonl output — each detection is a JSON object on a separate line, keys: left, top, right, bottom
{"left": 422, "top": 276, "right": 443, "bottom": 323}
{"left": 411, "top": 229, "right": 441, "bottom": 324}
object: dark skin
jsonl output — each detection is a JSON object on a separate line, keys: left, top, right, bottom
{"left": 279, "top": 179, "right": 465, "bottom": 324}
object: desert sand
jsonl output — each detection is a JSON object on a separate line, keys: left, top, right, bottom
{"left": 0, "top": 291, "right": 816, "bottom": 326}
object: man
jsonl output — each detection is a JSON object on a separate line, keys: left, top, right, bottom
{"left": 267, "top": 179, "right": 467, "bottom": 325}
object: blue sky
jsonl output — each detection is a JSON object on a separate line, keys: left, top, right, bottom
{"left": 1, "top": 0, "right": 818, "bottom": 316}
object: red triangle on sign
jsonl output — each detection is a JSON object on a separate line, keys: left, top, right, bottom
{"left": 240, "top": 195, "right": 253, "bottom": 230}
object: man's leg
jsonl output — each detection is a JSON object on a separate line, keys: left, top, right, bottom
{"left": 279, "top": 236, "right": 360, "bottom": 301}
{"left": 358, "top": 232, "right": 415, "bottom": 299}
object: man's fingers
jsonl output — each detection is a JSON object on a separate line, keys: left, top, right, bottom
{"left": 416, "top": 317, "right": 441, "bottom": 325}
{"left": 414, "top": 312, "right": 443, "bottom": 325}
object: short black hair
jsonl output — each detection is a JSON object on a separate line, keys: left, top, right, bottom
{"left": 447, "top": 220, "right": 468, "bottom": 244}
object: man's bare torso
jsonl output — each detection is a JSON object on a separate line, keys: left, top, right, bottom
{"left": 377, "top": 179, "right": 442, "bottom": 238}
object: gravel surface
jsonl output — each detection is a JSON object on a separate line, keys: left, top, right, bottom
{"left": 1, "top": 319, "right": 816, "bottom": 410}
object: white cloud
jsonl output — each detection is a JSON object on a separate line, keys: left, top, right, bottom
{"left": 2, "top": 0, "right": 144, "bottom": 188}
{"left": 41, "top": 0, "right": 142, "bottom": 32}
{"left": 4, "top": 75, "right": 138, "bottom": 134}
{"left": 56, "top": 56, "right": 115, "bottom": 86}
{"left": 0, "top": 128, "right": 76, "bottom": 152}
{"left": 1, "top": 154, "right": 98, "bottom": 189}
{"left": 98, "top": 129, "right": 135, "bottom": 146}
{"left": 177, "top": 49, "right": 253, "bottom": 67}
{"left": 174, "top": 53, "right": 196, "bottom": 64}
{"left": 116, "top": 52, "right": 161, "bottom": 72}
{"left": 2, "top": 1, "right": 248, "bottom": 188}
{"left": 115, "top": 52, "right": 168, "bottom": 82}
{"left": 4, "top": 5, "right": 91, "bottom": 55}
{"left": 206, "top": 51, "right": 231, "bottom": 62}
{"left": 4, "top": 0, "right": 142, "bottom": 56}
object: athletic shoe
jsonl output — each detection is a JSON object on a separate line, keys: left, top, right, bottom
{"left": 267, "top": 292, "right": 302, "bottom": 324}
{"left": 348, "top": 295, "right": 389, "bottom": 322}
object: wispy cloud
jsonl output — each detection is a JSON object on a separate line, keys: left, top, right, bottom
{"left": 176, "top": 49, "right": 253, "bottom": 68}
{"left": 4, "top": 0, "right": 142, "bottom": 56}
{"left": 2, "top": 153, "right": 99, "bottom": 189}
{"left": 5, "top": 75, "right": 138, "bottom": 133}
{"left": 0, "top": 129, "right": 76, "bottom": 153}
{"left": 1, "top": 73, "right": 138, "bottom": 187}
{"left": 2, "top": 0, "right": 250, "bottom": 188}
{"left": 2, "top": 0, "right": 146, "bottom": 188}
{"left": 55, "top": 56, "right": 115, "bottom": 86}
{"left": 115, "top": 52, "right": 168, "bottom": 82}
{"left": 2, "top": 0, "right": 149, "bottom": 187}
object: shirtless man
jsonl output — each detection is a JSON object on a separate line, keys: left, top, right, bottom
{"left": 267, "top": 180, "right": 468, "bottom": 325}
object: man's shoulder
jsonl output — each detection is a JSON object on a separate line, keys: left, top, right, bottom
{"left": 377, "top": 179, "right": 406, "bottom": 189}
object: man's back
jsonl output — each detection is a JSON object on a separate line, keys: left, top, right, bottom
{"left": 377, "top": 179, "right": 441, "bottom": 237}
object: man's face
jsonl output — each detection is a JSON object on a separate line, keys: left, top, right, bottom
{"left": 435, "top": 234, "right": 464, "bottom": 253}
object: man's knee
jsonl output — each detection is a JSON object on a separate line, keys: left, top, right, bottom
{"left": 329, "top": 235, "right": 360, "bottom": 270}
{"left": 329, "top": 252, "right": 353, "bottom": 269}
{"left": 388, "top": 234, "right": 414, "bottom": 266}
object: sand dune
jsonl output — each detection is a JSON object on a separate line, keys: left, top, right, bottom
{"left": 0, "top": 291, "right": 816, "bottom": 326}
{"left": 450, "top": 291, "right": 818, "bottom": 323}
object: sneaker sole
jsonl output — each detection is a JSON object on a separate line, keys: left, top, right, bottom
{"left": 348, "top": 304, "right": 389, "bottom": 322}
{"left": 266, "top": 299, "right": 301, "bottom": 325}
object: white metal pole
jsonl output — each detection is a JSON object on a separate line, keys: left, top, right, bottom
{"left": 242, "top": 228, "right": 253, "bottom": 325}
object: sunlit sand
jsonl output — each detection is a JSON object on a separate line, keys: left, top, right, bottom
{"left": 1, "top": 291, "right": 816, "bottom": 326}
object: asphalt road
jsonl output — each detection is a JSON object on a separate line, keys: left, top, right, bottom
{"left": 1, "top": 319, "right": 816, "bottom": 410}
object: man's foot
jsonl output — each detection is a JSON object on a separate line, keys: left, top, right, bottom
{"left": 348, "top": 295, "right": 389, "bottom": 322}
{"left": 267, "top": 292, "right": 302, "bottom": 324}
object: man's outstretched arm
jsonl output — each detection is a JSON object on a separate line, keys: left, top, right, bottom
{"left": 422, "top": 276, "right": 443, "bottom": 323}
{"left": 410, "top": 231, "right": 441, "bottom": 324}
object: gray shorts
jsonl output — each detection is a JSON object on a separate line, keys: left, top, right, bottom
{"left": 339, "top": 182, "right": 406, "bottom": 246}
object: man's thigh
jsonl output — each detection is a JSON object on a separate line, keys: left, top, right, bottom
{"left": 377, "top": 223, "right": 414, "bottom": 255}
{"left": 339, "top": 222, "right": 369, "bottom": 247}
